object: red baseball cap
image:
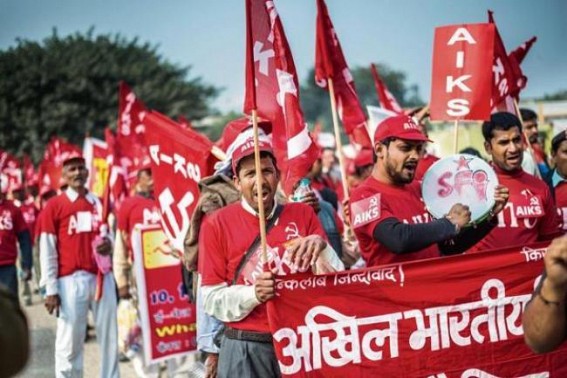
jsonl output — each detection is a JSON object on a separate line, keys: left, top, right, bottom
{"left": 62, "top": 151, "right": 85, "bottom": 166}
{"left": 354, "top": 148, "right": 375, "bottom": 168}
{"left": 217, "top": 117, "right": 272, "bottom": 153}
{"left": 231, "top": 137, "right": 274, "bottom": 174}
{"left": 374, "top": 115, "right": 431, "bottom": 144}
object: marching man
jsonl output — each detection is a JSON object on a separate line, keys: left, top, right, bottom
{"left": 39, "top": 153, "right": 119, "bottom": 378}
{"left": 199, "top": 136, "right": 343, "bottom": 377}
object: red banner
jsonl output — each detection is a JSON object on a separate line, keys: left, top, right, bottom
{"left": 132, "top": 225, "right": 197, "bottom": 363}
{"left": 267, "top": 243, "right": 567, "bottom": 377}
{"left": 244, "top": 0, "right": 320, "bottom": 195}
{"left": 430, "top": 23, "right": 495, "bottom": 121}
{"left": 143, "top": 111, "right": 212, "bottom": 252}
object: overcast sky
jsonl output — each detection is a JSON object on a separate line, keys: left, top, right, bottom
{"left": 1, "top": 0, "right": 565, "bottom": 114}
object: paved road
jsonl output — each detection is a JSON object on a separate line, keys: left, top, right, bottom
{"left": 16, "top": 290, "right": 203, "bottom": 377}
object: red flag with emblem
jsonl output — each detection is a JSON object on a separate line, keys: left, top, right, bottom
{"left": 117, "top": 82, "right": 150, "bottom": 190}
{"left": 370, "top": 64, "right": 403, "bottom": 114}
{"left": 488, "top": 11, "right": 525, "bottom": 108}
{"left": 144, "top": 111, "right": 213, "bottom": 251}
{"left": 315, "top": 0, "right": 371, "bottom": 147}
{"left": 243, "top": 0, "right": 320, "bottom": 195}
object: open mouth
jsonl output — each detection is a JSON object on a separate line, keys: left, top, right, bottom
{"left": 506, "top": 154, "right": 521, "bottom": 165}
{"left": 253, "top": 188, "right": 270, "bottom": 202}
{"left": 403, "top": 162, "right": 417, "bottom": 174}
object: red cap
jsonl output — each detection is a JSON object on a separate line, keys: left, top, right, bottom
{"left": 62, "top": 151, "right": 85, "bottom": 166}
{"left": 354, "top": 148, "right": 375, "bottom": 168}
{"left": 374, "top": 115, "right": 431, "bottom": 144}
{"left": 231, "top": 137, "right": 274, "bottom": 174}
{"left": 217, "top": 117, "right": 272, "bottom": 153}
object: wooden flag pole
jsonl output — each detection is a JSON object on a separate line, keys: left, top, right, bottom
{"left": 327, "top": 78, "right": 350, "bottom": 201}
{"left": 210, "top": 146, "right": 227, "bottom": 161}
{"left": 453, "top": 119, "right": 460, "bottom": 154}
{"left": 513, "top": 99, "right": 541, "bottom": 178}
{"left": 251, "top": 109, "right": 268, "bottom": 262}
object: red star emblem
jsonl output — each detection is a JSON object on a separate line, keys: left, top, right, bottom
{"left": 456, "top": 156, "right": 473, "bottom": 170}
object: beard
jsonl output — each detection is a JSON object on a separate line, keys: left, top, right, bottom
{"left": 385, "top": 160, "right": 414, "bottom": 185}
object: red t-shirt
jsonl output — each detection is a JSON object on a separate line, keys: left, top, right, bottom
{"left": 117, "top": 194, "right": 160, "bottom": 234}
{"left": 554, "top": 181, "right": 567, "bottom": 231}
{"left": 350, "top": 176, "right": 439, "bottom": 267}
{"left": 16, "top": 202, "right": 39, "bottom": 242}
{"left": 199, "top": 202, "right": 325, "bottom": 333}
{"left": 468, "top": 167, "right": 561, "bottom": 253}
{"left": 41, "top": 192, "right": 104, "bottom": 277}
{"left": 0, "top": 200, "right": 28, "bottom": 266}
{"left": 415, "top": 154, "right": 439, "bottom": 182}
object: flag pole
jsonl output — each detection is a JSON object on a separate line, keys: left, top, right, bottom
{"left": 210, "top": 146, "right": 227, "bottom": 161}
{"left": 453, "top": 119, "right": 460, "bottom": 154}
{"left": 513, "top": 99, "right": 541, "bottom": 178}
{"left": 327, "top": 78, "right": 350, "bottom": 201}
{"left": 251, "top": 109, "right": 268, "bottom": 263}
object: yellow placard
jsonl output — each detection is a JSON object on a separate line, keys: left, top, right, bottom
{"left": 141, "top": 228, "right": 180, "bottom": 269}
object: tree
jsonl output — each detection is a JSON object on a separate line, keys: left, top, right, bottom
{"left": 300, "top": 63, "right": 424, "bottom": 131}
{"left": 541, "top": 90, "right": 567, "bottom": 101}
{"left": 0, "top": 29, "right": 219, "bottom": 162}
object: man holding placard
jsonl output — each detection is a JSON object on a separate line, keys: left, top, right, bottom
{"left": 468, "top": 112, "right": 561, "bottom": 253}
{"left": 349, "top": 115, "right": 509, "bottom": 267}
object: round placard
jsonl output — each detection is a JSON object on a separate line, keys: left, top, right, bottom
{"left": 421, "top": 154, "right": 499, "bottom": 224}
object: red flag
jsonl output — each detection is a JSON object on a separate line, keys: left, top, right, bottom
{"left": 370, "top": 64, "right": 403, "bottom": 114}
{"left": 117, "top": 82, "right": 150, "bottom": 190}
{"left": 38, "top": 160, "right": 62, "bottom": 195}
{"left": 144, "top": 111, "right": 214, "bottom": 251}
{"left": 43, "top": 137, "right": 82, "bottom": 167}
{"left": 315, "top": 0, "right": 371, "bottom": 147}
{"left": 509, "top": 36, "right": 537, "bottom": 66}
{"left": 101, "top": 128, "right": 127, "bottom": 221}
{"left": 22, "top": 156, "right": 37, "bottom": 186}
{"left": 243, "top": 0, "right": 320, "bottom": 195}
{"left": 430, "top": 23, "right": 495, "bottom": 121}
{"left": 488, "top": 11, "right": 525, "bottom": 105}
{"left": 0, "top": 150, "right": 22, "bottom": 193}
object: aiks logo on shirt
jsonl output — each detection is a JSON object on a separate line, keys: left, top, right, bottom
{"left": 67, "top": 210, "right": 102, "bottom": 235}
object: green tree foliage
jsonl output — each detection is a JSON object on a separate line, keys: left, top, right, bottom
{"left": 300, "top": 63, "right": 424, "bottom": 131}
{"left": 541, "top": 90, "right": 567, "bottom": 101}
{"left": 0, "top": 29, "right": 219, "bottom": 162}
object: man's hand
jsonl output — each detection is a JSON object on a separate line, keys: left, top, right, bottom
{"left": 491, "top": 185, "right": 509, "bottom": 216}
{"left": 45, "top": 294, "right": 61, "bottom": 316}
{"left": 541, "top": 236, "right": 567, "bottom": 303}
{"left": 21, "top": 269, "right": 32, "bottom": 281}
{"left": 286, "top": 235, "right": 327, "bottom": 272}
{"left": 301, "top": 191, "right": 320, "bottom": 213}
{"left": 342, "top": 198, "right": 351, "bottom": 225}
{"left": 95, "top": 237, "right": 112, "bottom": 256}
{"left": 446, "top": 203, "right": 471, "bottom": 231}
{"left": 254, "top": 271, "right": 275, "bottom": 303}
{"left": 204, "top": 353, "right": 219, "bottom": 378}
{"left": 118, "top": 286, "right": 131, "bottom": 300}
